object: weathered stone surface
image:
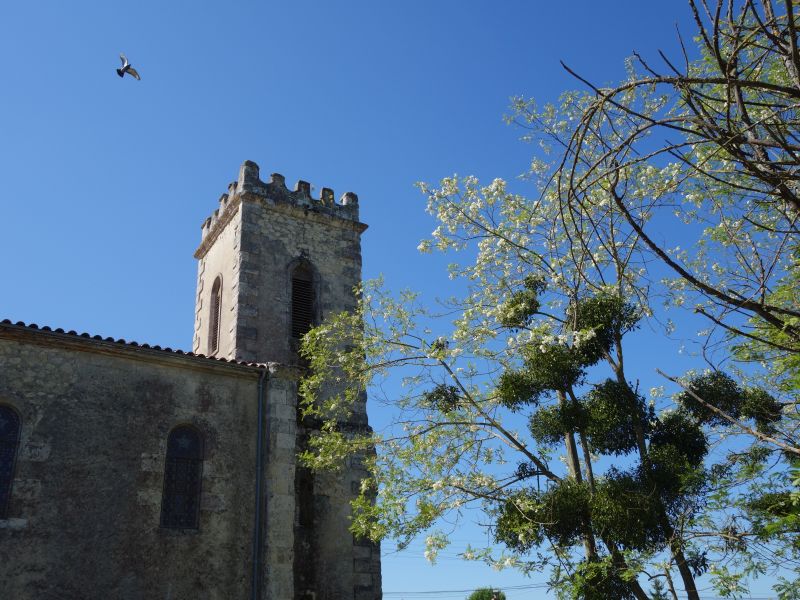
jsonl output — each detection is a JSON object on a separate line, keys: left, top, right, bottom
{"left": 0, "top": 328, "right": 265, "bottom": 599}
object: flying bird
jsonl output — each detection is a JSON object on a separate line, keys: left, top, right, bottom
{"left": 116, "top": 54, "right": 141, "bottom": 80}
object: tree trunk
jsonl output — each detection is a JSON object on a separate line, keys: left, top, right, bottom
{"left": 557, "top": 390, "right": 597, "bottom": 559}
{"left": 557, "top": 390, "right": 584, "bottom": 483}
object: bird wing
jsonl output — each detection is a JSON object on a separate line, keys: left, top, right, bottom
{"left": 119, "top": 53, "right": 128, "bottom": 67}
{"left": 127, "top": 67, "right": 141, "bottom": 80}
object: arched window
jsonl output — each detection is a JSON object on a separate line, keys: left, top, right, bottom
{"left": 0, "top": 405, "right": 20, "bottom": 519}
{"left": 208, "top": 276, "right": 222, "bottom": 355}
{"left": 291, "top": 263, "right": 314, "bottom": 339}
{"left": 160, "top": 426, "right": 203, "bottom": 529}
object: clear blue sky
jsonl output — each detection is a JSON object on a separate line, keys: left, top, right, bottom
{"left": 0, "top": 1, "right": 781, "bottom": 598}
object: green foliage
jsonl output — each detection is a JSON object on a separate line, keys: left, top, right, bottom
{"left": 528, "top": 403, "right": 585, "bottom": 447}
{"left": 732, "top": 248, "right": 800, "bottom": 395}
{"left": 423, "top": 384, "right": 463, "bottom": 413}
{"left": 494, "top": 491, "right": 545, "bottom": 553}
{"left": 649, "top": 410, "right": 707, "bottom": 469}
{"left": 499, "top": 275, "right": 546, "bottom": 329}
{"left": 466, "top": 587, "right": 507, "bottom": 600}
{"left": 591, "top": 469, "right": 665, "bottom": 552}
{"left": 568, "top": 293, "right": 640, "bottom": 365}
{"left": 650, "top": 578, "right": 670, "bottom": 600}
{"left": 496, "top": 339, "right": 591, "bottom": 408}
{"left": 748, "top": 491, "right": 797, "bottom": 519}
{"left": 645, "top": 442, "right": 706, "bottom": 508}
{"left": 520, "top": 343, "right": 586, "bottom": 394}
{"left": 748, "top": 470, "right": 800, "bottom": 553}
{"left": 582, "top": 379, "right": 647, "bottom": 456}
{"left": 496, "top": 369, "right": 545, "bottom": 409}
{"left": 675, "top": 371, "right": 745, "bottom": 426}
{"left": 567, "top": 558, "right": 639, "bottom": 600}
{"left": 496, "top": 481, "right": 591, "bottom": 551}
{"left": 773, "top": 576, "right": 800, "bottom": 600}
{"left": 740, "top": 388, "right": 784, "bottom": 434}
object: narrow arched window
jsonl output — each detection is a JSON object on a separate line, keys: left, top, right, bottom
{"left": 208, "top": 276, "right": 222, "bottom": 355}
{"left": 160, "top": 426, "right": 203, "bottom": 530}
{"left": 291, "top": 264, "right": 314, "bottom": 339}
{"left": 0, "top": 405, "right": 21, "bottom": 519}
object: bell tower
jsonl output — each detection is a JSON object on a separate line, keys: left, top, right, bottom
{"left": 193, "top": 160, "right": 365, "bottom": 364}
{"left": 193, "top": 160, "right": 381, "bottom": 600}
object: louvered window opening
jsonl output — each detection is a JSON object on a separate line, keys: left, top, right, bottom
{"left": 160, "top": 426, "right": 203, "bottom": 530}
{"left": 209, "top": 277, "right": 222, "bottom": 355}
{"left": 291, "top": 274, "right": 314, "bottom": 339}
{"left": 0, "top": 406, "right": 20, "bottom": 519}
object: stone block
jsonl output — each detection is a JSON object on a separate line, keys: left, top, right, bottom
{"left": 200, "top": 493, "right": 226, "bottom": 512}
{"left": 274, "top": 432, "right": 296, "bottom": 451}
{"left": 0, "top": 518, "right": 28, "bottom": 531}
{"left": 353, "top": 558, "right": 372, "bottom": 573}
{"left": 11, "top": 479, "right": 41, "bottom": 501}
{"left": 355, "top": 573, "right": 373, "bottom": 587}
{"left": 20, "top": 441, "right": 50, "bottom": 462}
{"left": 140, "top": 453, "right": 161, "bottom": 472}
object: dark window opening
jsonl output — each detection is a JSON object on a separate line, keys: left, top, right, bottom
{"left": 160, "top": 426, "right": 203, "bottom": 530}
{"left": 209, "top": 276, "right": 222, "bottom": 355}
{"left": 291, "top": 265, "right": 314, "bottom": 339}
{"left": 0, "top": 406, "right": 20, "bottom": 519}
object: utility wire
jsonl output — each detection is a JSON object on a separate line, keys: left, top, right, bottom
{"left": 383, "top": 582, "right": 550, "bottom": 596}
{"left": 383, "top": 584, "right": 776, "bottom": 599}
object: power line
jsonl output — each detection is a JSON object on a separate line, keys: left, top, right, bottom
{"left": 383, "top": 584, "right": 776, "bottom": 600}
{"left": 383, "top": 582, "right": 550, "bottom": 596}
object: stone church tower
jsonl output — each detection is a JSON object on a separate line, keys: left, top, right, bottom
{"left": 192, "top": 160, "right": 379, "bottom": 599}
{"left": 192, "top": 160, "right": 364, "bottom": 366}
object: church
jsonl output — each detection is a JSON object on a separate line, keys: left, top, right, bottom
{"left": 0, "top": 160, "right": 382, "bottom": 600}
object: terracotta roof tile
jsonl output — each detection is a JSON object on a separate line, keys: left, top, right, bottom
{"left": 0, "top": 318, "right": 265, "bottom": 369}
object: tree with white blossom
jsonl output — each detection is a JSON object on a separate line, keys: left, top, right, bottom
{"left": 300, "top": 1, "right": 799, "bottom": 598}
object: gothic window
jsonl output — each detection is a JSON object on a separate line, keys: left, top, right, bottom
{"left": 208, "top": 276, "right": 222, "bottom": 355}
{"left": 291, "top": 264, "right": 314, "bottom": 339}
{"left": 0, "top": 405, "right": 20, "bottom": 519}
{"left": 160, "top": 426, "right": 203, "bottom": 530}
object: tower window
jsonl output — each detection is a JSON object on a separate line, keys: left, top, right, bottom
{"left": 160, "top": 426, "right": 203, "bottom": 530}
{"left": 208, "top": 276, "right": 222, "bottom": 355}
{"left": 291, "top": 264, "right": 314, "bottom": 339}
{"left": 0, "top": 405, "right": 20, "bottom": 519}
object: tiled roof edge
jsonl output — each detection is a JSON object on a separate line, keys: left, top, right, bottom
{"left": 0, "top": 319, "right": 267, "bottom": 370}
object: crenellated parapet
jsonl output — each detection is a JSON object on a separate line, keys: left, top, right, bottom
{"left": 198, "top": 160, "right": 363, "bottom": 250}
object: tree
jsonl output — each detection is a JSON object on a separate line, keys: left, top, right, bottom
{"left": 467, "top": 587, "right": 507, "bottom": 600}
{"left": 300, "top": 1, "right": 799, "bottom": 598}
{"left": 650, "top": 579, "right": 670, "bottom": 600}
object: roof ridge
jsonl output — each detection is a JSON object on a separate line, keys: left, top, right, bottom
{"left": 0, "top": 318, "right": 267, "bottom": 369}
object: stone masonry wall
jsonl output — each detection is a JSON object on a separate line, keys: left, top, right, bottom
{"left": 262, "top": 363, "right": 300, "bottom": 600}
{"left": 0, "top": 327, "right": 263, "bottom": 600}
